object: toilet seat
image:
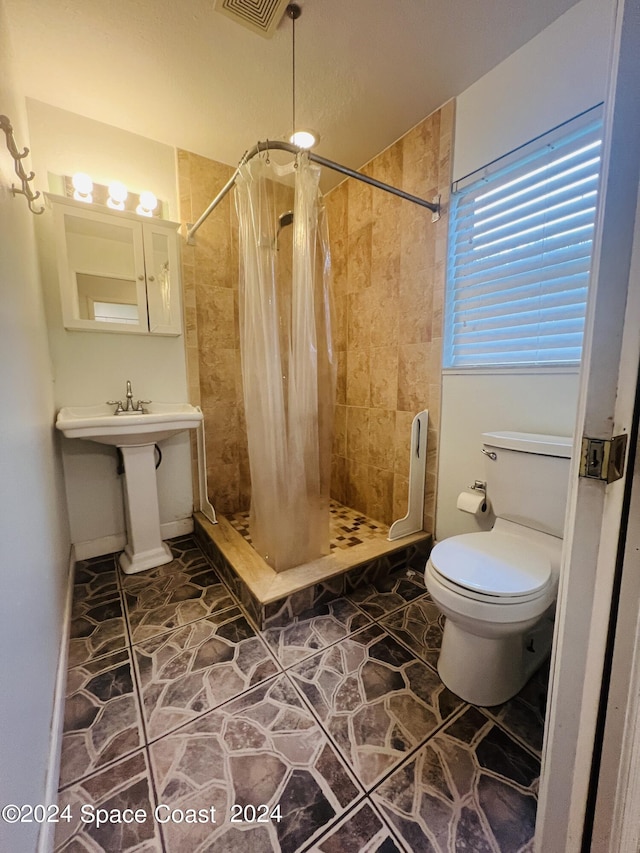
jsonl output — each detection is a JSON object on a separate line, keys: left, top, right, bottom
{"left": 429, "top": 532, "right": 552, "bottom": 604}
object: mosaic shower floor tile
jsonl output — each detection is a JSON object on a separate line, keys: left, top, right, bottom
{"left": 288, "top": 624, "right": 463, "bottom": 790}
{"left": 228, "top": 500, "right": 390, "bottom": 552}
{"left": 260, "top": 597, "right": 372, "bottom": 668}
{"left": 55, "top": 750, "right": 162, "bottom": 852}
{"left": 348, "top": 570, "right": 428, "bottom": 620}
{"left": 59, "top": 649, "right": 144, "bottom": 790}
{"left": 148, "top": 675, "right": 363, "bottom": 853}
{"left": 133, "top": 606, "right": 280, "bottom": 740}
{"left": 372, "top": 706, "right": 540, "bottom": 852}
{"left": 381, "top": 596, "right": 445, "bottom": 669}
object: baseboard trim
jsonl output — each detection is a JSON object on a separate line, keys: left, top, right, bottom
{"left": 37, "top": 546, "right": 75, "bottom": 853}
{"left": 74, "top": 533, "right": 126, "bottom": 561}
{"left": 73, "top": 517, "right": 195, "bottom": 560}
{"left": 161, "top": 517, "right": 194, "bottom": 539}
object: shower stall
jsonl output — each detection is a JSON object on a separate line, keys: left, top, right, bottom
{"left": 180, "top": 105, "right": 452, "bottom": 619}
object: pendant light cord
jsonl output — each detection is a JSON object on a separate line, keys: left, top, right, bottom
{"left": 287, "top": 4, "right": 301, "bottom": 140}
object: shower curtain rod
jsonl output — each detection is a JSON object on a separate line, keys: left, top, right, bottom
{"left": 186, "top": 139, "right": 441, "bottom": 243}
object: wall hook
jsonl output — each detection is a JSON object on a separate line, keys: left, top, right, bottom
{"left": 0, "top": 114, "right": 45, "bottom": 215}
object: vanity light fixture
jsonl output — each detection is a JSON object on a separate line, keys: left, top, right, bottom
{"left": 107, "top": 180, "right": 128, "bottom": 211}
{"left": 136, "top": 190, "right": 158, "bottom": 217}
{"left": 72, "top": 172, "right": 93, "bottom": 203}
{"left": 62, "top": 175, "right": 163, "bottom": 218}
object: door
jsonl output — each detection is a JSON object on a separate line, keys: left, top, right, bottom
{"left": 142, "top": 220, "right": 182, "bottom": 335}
{"left": 535, "top": 0, "right": 640, "bottom": 849}
{"left": 591, "top": 400, "right": 640, "bottom": 850}
{"left": 53, "top": 201, "right": 148, "bottom": 333}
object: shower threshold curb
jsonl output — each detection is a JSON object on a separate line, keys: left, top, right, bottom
{"left": 194, "top": 511, "right": 431, "bottom": 627}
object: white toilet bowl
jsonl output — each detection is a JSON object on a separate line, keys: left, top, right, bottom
{"left": 425, "top": 522, "right": 560, "bottom": 706}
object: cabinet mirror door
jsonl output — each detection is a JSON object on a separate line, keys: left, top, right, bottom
{"left": 55, "top": 206, "right": 148, "bottom": 333}
{"left": 52, "top": 199, "right": 182, "bottom": 336}
{"left": 143, "top": 225, "right": 181, "bottom": 335}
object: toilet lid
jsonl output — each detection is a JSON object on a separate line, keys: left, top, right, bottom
{"left": 429, "top": 532, "right": 551, "bottom": 598}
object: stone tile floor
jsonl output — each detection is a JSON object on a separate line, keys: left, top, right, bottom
{"left": 55, "top": 535, "right": 548, "bottom": 853}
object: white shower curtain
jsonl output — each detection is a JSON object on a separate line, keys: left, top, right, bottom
{"left": 235, "top": 154, "right": 336, "bottom": 572}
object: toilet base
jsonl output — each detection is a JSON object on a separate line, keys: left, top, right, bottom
{"left": 437, "top": 612, "right": 554, "bottom": 706}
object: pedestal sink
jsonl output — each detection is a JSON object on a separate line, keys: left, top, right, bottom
{"left": 56, "top": 403, "right": 203, "bottom": 574}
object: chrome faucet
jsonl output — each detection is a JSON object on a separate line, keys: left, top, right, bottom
{"left": 107, "top": 380, "right": 151, "bottom": 414}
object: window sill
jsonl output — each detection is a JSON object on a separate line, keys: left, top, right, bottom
{"left": 442, "top": 365, "right": 581, "bottom": 376}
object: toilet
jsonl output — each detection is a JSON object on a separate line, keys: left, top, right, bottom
{"left": 425, "top": 431, "right": 572, "bottom": 706}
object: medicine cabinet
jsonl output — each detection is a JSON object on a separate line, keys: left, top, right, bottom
{"left": 50, "top": 195, "right": 182, "bottom": 335}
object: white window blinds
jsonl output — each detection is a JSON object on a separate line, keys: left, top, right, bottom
{"left": 444, "top": 107, "right": 603, "bottom": 369}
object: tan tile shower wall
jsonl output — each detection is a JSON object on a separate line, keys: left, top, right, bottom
{"left": 178, "top": 150, "right": 249, "bottom": 515}
{"left": 326, "top": 101, "right": 454, "bottom": 532}
{"left": 178, "top": 151, "right": 294, "bottom": 515}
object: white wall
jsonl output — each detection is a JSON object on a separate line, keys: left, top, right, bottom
{"left": 453, "top": 0, "right": 613, "bottom": 182}
{"left": 437, "top": 372, "right": 581, "bottom": 539}
{"left": 436, "top": 0, "right": 614, "bottom": 540}
{"left": 0, "top": 5, "right": 71, "bottom": 850}
{"left": 27, "top": 99, "right": 179, "bottom": 217}
{"left": 26, "top": 101, "right": 194, "bottom": 554}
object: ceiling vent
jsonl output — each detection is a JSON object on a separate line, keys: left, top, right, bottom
{"left": 213, "top": 0, "right": 291, "bottom": 38}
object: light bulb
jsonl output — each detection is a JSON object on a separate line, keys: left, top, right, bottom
{"left": 72, "top": 172, "right": 93, "bottom": 202}
{"left": 107, "top": 181, "right": 128, "bottom": 210}
{"left": 136, "top": 190, "right": 158, "bottom": 217}
{"left": 290, "top": 130, "right": 319, "bottom": 150}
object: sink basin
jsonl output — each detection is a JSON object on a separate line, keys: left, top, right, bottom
{"left": 56, "top": 402, "right": 203, "bottom": 446}
{"left": 56, "top": 401, "right": 204, "bottom": 574}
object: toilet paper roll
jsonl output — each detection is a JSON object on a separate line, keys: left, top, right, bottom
{"left": 456, "top": 489, "right": 491, "bottom": 517}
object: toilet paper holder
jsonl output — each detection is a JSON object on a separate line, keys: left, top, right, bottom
{"left": 457, "top": 480, "right": 490, "bottom": 516}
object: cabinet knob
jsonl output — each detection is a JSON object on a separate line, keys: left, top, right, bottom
{"left": 138, "top": 274, "right": 144, "bottom": 281}
{"left": 148, "top": 275, "right": 155, "bottom": 282}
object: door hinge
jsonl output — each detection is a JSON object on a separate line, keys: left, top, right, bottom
{"left": 579, "top": 434, "right": 628, "bottom": 483}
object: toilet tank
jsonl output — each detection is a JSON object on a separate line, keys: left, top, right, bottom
{"left": 482, "top": 431, "right": 573, "bottom": 538}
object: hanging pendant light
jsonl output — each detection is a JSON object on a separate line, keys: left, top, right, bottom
{"left": 186, "top": 2, "right": 441, "bottom": 244}
{"left": 286, "top": 3, "right": 319, "bottom": 150}
{"left": 291, "top": 129, "right": 319, "bottom": 149}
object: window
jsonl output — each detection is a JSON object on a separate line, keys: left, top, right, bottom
{"left": 444, "top": 106, "right": 603, "bottom": 369}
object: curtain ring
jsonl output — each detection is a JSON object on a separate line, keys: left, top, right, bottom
{"left": 264, "top": 139, "right": 270, "bottom": 164}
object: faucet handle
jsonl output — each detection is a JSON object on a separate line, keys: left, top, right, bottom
{"left": 107, "top": 400, "right": 125, "bottom": 414}
{"left": 135, "top": 399, "right": 151, "bottom": 413}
